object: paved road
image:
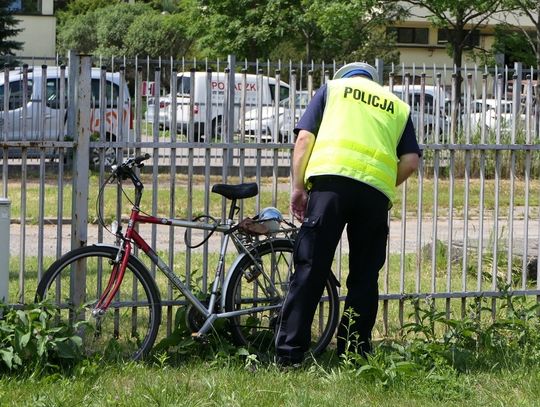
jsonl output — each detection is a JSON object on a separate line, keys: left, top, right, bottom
{"left": 9, "top": 215, "right": 539, "bottom": 259}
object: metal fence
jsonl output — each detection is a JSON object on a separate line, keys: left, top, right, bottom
{"left": 1, "top": 53, "right": 539, "bottom": 337}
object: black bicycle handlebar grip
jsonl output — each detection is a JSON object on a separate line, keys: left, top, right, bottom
{"left": 134, "top": 153, "right": 151, "bottom": 165}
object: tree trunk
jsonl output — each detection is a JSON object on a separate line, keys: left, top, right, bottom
{"left": 451, "top": 44, "right": 464, "bottom": 135}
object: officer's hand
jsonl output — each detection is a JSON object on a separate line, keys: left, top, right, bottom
{"left": 290, "top": 188, "right": 308, "bottom": 222}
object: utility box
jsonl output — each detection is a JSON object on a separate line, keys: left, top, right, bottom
{"left": 0, "top": 198, "right": 10, "bottom": 304}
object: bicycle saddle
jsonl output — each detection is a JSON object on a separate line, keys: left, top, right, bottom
{"left": 211, "top": 183, "right": 258, "bottom": 200}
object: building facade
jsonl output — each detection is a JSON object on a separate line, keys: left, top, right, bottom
{"left": 393, "top": 4, "right": 537, "bottom": 68}
{"left": 9, "top": 0, "right": 56, "bottom": 61}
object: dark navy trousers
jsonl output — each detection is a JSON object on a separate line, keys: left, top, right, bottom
{"left": 275, "top": 175, "right": 389, "bottom": 362}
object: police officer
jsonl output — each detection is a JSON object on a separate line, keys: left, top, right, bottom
{"left": 275, "top": 62, "right": 421, "bottom": 365}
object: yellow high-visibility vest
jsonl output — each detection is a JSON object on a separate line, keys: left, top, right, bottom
{"left": 304, "top": 77, "right": 410, "bottom": 205}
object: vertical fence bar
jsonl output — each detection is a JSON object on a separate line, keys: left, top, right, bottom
{"left": 37, "top": 65, "right": 47, "bottom": 280}
{"left": 446, "top": 71, "right": 455, "bottom": 318}
{"left": 477, "top": 73, "right": 488, "bottom": 294}
{"left": 97, "top": 66, "right": 107, "bottom": 257}
{"left": 18, "top": 64, "right": 29, "bottom": 303}
{"left": 460, "top": 73, "right": 473, "bottom": 316}
{"left": 272, "top": 69, "right": 280, "bottom": 206}
{"left": 492, "top": 73, "right": 504, "bottom": 318}
{"left": 2, "top": 66, "right": 9, "bottom": 198}
{"left": 510, "top": 63, "right": 522, "bottom": 287}
{"left": 225, "top": 55, "right": 236, "bottom": 173}
{"left": 166, "top": 68, "right": 178, "bottom": 334}
{"left": 523, "top": 71, "right": 532, "bottom": 288}
{"left": 186, "top": 68, "right": 196, "bottom": 287}
{"left": 56, "top": 65, "right": 67, "bottom": 261}
{"left": 151, "top": 67, "right": 161, "bottom": 277}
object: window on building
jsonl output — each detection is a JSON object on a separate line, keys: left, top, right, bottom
{"left": 387, "top": 27, "right": 429, "bottom": 45}
{"left": 437, "top": 29, "right": 480, "bottom": 48}
{"left": 8, "top": 0, "right": 41, "bottom": 14}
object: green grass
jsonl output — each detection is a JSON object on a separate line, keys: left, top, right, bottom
{"left": 6, "top": 173, "right": 294, "bottom": 224}
{"left": 6, "top": 249, "right": 540, "bottom": 406}
{"left": 6, "top": 167, "right": 540, "bottom": 223}
{"left": 1, "top": 357, "right": 540, "bottom": 406}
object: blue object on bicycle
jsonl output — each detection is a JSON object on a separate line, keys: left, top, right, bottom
{"left": 259, "top": 207, "right": 283, "bottom": 232}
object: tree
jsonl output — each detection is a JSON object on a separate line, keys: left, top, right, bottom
{"left": 492, "top": 26, "right": 537, "bottom": 67}
{"left": 57, "top": 2, "right": 196, "bottom": 59}
{"left": 94, "top": 3, "right": 152, "bottom": 56}
{"left": 57, "top": 12, "right": 99, "bottom": 54}
{"left": 301, "top": 0, "right": 404, "bottom": 63}
{"left": 400, "top": 0, "right": 515, "bottom": 123}
{"left": 124, "top": 13, "right": 193, "bottom": 59}
{"left": 503, "top": 1, "right": 540, "bottom": 73}
{"left": 194, "top": 0, "right": 403, "bottom": 63}
{"left": 501, "top": 0, "right": 540, "bottom": 139}
{"left": 0, "top": 0, "right": 23, "bottom": 65}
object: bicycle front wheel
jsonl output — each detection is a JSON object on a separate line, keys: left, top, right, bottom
{"left": 225, "top": 239, "right": 339, "bottom": 356}
{"left": 36, "top": 245, "right": 162, "bottom": 361}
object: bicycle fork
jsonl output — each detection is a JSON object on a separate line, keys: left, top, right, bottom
{"left": 92, "top": 240, "right": 133, "bottom": 317}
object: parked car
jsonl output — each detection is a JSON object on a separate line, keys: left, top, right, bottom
{"left": 385, "top": 85, "right": 450, "bottom": 143}
{"left": 0, "top": 65, "right": 131, "bottom": 167}
{"left": 241, "top": 90, "right": 311, "bottom": 142}
{"left": 465, "top": 98, "right": 526, "bottom": 135}
{"left": 145, "top": 71, "right": 290, "bottom": 141}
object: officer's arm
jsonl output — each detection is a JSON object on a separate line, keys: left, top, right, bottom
{"left": 396, "top": 153, "right": 419, "bottom": 186}
{"left": 289, "top": 130, "right": 315, "bottom": 221}
{"left": 292, "top": 130, "right": 315, "bottom": 191}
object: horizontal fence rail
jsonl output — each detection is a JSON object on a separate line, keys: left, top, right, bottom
{"left": 1, "top": 54, "right": 539, "bottom": 339}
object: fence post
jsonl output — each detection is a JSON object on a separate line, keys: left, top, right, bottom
{"left": 70, "top": 54, "right": 92, "bottom": 308}
{"left": 71, "top": 54, "right": 91, "bottom": 251}
{"left": 0, "top": 198, "right": 10, "bottom": 304}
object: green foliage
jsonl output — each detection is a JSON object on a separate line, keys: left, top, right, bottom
{"left": 193, "top": 0, "right": 403, "bottom": 62}
{"left": 57, "top": 2, "right": 193, "bottom": 58}
{"left": 151, "top": 304, "right": 245, "bottom": 366}
{"left": 57, "top": 12, "right": 98, "bottom": 54}
{"left": 401, "top": 293, "right": 540, "bottom": 372}
{"left": 0, "top": 301, "right": 85, "bottom": 372}
{"left": 124, "top": 12, "right": 192, "bottom": 58}
{"left": 334, "top": 291, "right": 540, "bottom": 397}
{"left": 0, "top": 0, "right": 23, "bottom": 63}
{"left": 492, "top": 25, "right": 537, "bottom": 67}
{"left": 94, "top": 3, "right": 153, "bottom": 56}
{"left": 151, "top": 272, "right": 240, "bottom": 364}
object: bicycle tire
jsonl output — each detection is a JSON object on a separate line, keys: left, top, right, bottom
{"left": 36, "top": 245, "right": 162, "bottom": 361}
{"left": 224, "top": 239, "right": 339, "bottom": 356}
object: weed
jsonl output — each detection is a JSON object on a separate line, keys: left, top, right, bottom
{"left": 0, "top": 301, "right": 85, "bottom": 373}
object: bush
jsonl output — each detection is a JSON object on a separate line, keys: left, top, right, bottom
{"left": 0, "top": 301, "right": 85, "bottom": 372}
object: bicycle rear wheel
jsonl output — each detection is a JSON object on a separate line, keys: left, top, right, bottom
{"left": 36, "top": 245, "right": 161, "bottom": 360}
{"left": 225, "top": 239, "right": 339, "bottom": 356}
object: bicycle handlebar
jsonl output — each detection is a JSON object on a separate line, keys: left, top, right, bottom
{"left": 112, "top": 153, "right": 151, "bottom": 172}
{"left": 110, "top": 154, "right": 151, "bottom": 185}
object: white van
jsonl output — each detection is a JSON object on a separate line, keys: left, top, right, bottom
{"left": 0, "top": 66, "right": 131, "bottom": 166}
{"left": 146, "top": 71, "right": 290, "bottom": 141}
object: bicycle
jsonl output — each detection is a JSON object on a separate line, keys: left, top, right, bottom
{"left": 36, "top": 154, "right": 340, "bottom": 360}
